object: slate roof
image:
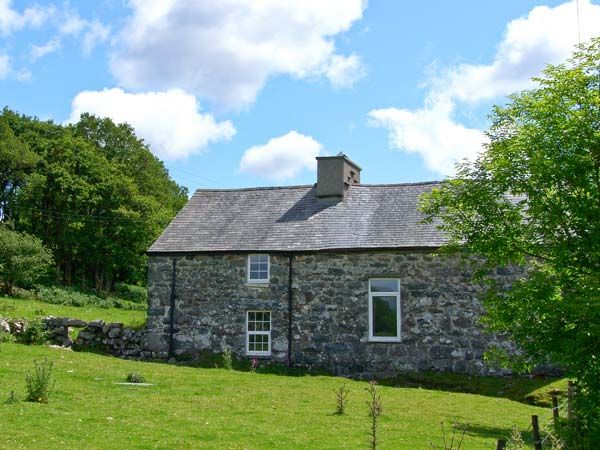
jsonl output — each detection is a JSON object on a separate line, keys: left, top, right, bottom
{"left": 148, "top": 182, "right": 446, "bottom": 253}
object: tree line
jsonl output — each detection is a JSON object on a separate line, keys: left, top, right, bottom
{"left": 0, "top": 108, "right": 188, "bottom": 291}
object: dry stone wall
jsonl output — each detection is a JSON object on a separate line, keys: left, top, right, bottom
{"left": 0, "top": 316, "right": 146, "bottom": 358}
{"left": 146, "top": 251, "right": 521, "bottom": 376}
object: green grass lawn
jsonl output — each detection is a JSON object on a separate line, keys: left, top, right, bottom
{"left": 0, "top": 344, "right": 554, "bottom": 450}
{"left": 0, "top": 296, "right": 146, "bottom": 327}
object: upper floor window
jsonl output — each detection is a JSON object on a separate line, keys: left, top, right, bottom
{"left": 368, "top": 278, "right": 401, "bottom": 342}
{"left": 247, "top": 254, "right": 270, "bottom": 283}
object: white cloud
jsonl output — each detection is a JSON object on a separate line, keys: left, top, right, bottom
{"left": 81, "top": 20, "right": 110, "bottom": 55}
{"left": 0, "top": 53, "right": 10, "bottom": 79}
{"left": 110, "top": 0, "right": 366, "bottom": 108}
{"left": 58, "top": 10, "right": 110, "bottom": 55}
{"left": 29, "top": 37, "right": 61, "bottom": 62}
{"left": 370, "top": 0, "right": 600, "bottom": 176}
{"left": 0, "top": 0, "right": 52, "bottom": 36}
{"left": 324, "top": 53, "right": 365, "bottom": 88}
{"left": 67, "top": 88, "right": 236, "bottom": 160}
{"left": 438, "top": 0, "right": 600, "bottom": 104}
{"left": 239, "top": 131, "right": 323, "bottom": 181}
{"left": 369, "top": 103, "right": 487, "bottom": 176}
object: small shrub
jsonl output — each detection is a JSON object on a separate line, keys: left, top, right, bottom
{"left": 4, "top": 390, "right": 19, "bottom": 404}
{"left": 25, "top": 358, "right": 55, "bottom": 403}
{"left": 222, "top": 348, "right": 233, "bottom": 370}
{"left": 19, "top": 319, "right": 50, "bottom": 345}
{"left": 505, "top": 426, "right": 526, "bottom": 450}
{"left": 114, "top": 283, "right": 147, "bottom": 304}
{"left": 125, "top": 372, "right": 146, "bottom": 383}
{"left": 429, "top": 422, "right": 467, "bottom": 450}
{"left": 366, "top": 381, "right": 382, "bottom": 450}
{"left": 0, "top": 331, "right": 15, "bottom": 344}
{"left": 334, "top": 383, "right": 350, "bottom": 415}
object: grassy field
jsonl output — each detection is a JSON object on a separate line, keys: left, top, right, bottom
{"left": 0, "top": 296, "right": 146, "bottom": 326}
{"left": 0, "top": 344, "right": 555, "bottom": 450}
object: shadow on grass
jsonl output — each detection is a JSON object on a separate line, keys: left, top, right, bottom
{"left": 379, "top": 371, "right": 566, "bottom": 408}
{"left": 461, "top": 423, "right": 539, "bottom": 446}
{"left": 64, "top": 344, "right": 566, "bottom": 407}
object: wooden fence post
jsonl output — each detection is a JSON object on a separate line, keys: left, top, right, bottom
{"left": 567, "top": 380, "right": 574, "bottom": 421}
{"left": 552, "top": 393, "right": 559, "bottom": 425}
{"left": 532, "top": 415, "right": 542, "bottom": 450}
{"left": 496, "top": 438, "right": 507, "bottom": 450}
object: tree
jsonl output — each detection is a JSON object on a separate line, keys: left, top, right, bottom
{"left": 0, "top": 114, "right": 39, "bottom": 222}
{"left": 0, "top": 109, "right": 187, "bottom": 289}
{"left": 420, "top": 39, "right": 600, "bottom": 439}
{"left": 0, "top": 226, "right": 53, "bottom": 295}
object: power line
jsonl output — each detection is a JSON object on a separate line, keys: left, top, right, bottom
{"left": 168, "top": 166, "right": 221, "bottom": 187}
{"left": 8, "top": 204, "right": 154, "bottom": 224}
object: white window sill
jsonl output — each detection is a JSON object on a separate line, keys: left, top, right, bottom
{"left": 246, "top": 352, "right": 271, "bottom": 357}
{"left": 368, "top": 338, "right": 402, "bottom": 343}
{"left": 245, "top": 282, "right": 270, "bottom": 288}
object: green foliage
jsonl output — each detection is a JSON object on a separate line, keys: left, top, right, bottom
{"left": 419, "top": 39, "right": 600, "bottom": 442}
{"left": 125, "top": 372, "right": 146, "bottom": 383}
{"left": 114, "top": 283, "right": 147, "bottom": 304}
{"left": 0, "top": 115, "right": 39, "bottom": 222}
{"left": 334, "top": 383, "right": 350, "bottom": 415}
{"left": 34, "top": 285, "right": 145, "bottom": 311}
{"left": 25, "top": 358, "right": 55, "bottom": 403}
{"left": 222, "top": 348, "right": 233, "bottom": 370}
{"left": 0, "top": 331, "right": 15, "bottom": 344}
{"left": 0, "top": 108, "right": 187, "bottom": 290}
{"left": 18, "top": 318, "right": 50, "bottom": 345}
{"left": 0, "top": 226, "right": 53, "bottom": 295}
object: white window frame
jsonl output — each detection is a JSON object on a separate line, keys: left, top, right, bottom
{"left": 246, "top": 310, "right": 271, "bottom": 356}
{"left": 247, "top": 254, "right": 270, "bottom": 284}
{"left": 368, "top": 278, "right": 401, "bottom": 342}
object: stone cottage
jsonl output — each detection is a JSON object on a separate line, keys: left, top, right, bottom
{"left": 145, "top": 154, "right": 512, "bottom": 375}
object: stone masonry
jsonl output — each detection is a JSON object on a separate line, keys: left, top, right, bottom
{"left": 145, "top": 251, "right": 519, "bottom": 376}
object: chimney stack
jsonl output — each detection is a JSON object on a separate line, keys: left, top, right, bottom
{"left": 316, "top": 153, "right": 361, "bottom": 199}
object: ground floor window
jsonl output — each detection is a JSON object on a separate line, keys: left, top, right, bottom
{"left": 368, "top": 278, "right": 401, "bottom": 342}
{"left": 246, "top": 310, "right": 271, "bottom": 355}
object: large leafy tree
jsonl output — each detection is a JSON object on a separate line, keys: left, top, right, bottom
{"left": 0, "top": 114, "right": 39, "bottom": 222}
{"left": 420, "top": 39, "right": 600, "bottom": 438}
{"left": 0, "top": 109, "right": 187, "bottom": 290}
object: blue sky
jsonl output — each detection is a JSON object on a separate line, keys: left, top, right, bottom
{"left": 1, "top": 0, "right": 599, "bottom": 191}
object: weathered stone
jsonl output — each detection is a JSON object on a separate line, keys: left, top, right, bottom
{"left": 108, "top": 327, "right": 121, "bottom": 338}
{"left": 0, "top": 318, "right": 10, "bottom": 334}
{"left": 64, "top": 318, "right": 87, "bottom": 327}
{"left": 145, "top": 251, "right": 523, "bottom": 376}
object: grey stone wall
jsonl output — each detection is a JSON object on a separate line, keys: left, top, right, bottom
{"left": 146, "top": 251, "right": 518, "bottom": 375}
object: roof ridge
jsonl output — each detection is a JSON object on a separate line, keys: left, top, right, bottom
{"left": 193, "top": 180, "right": 442, "bottom": 194}
{"left": 357, "top": 181, "right": 442, "bottom": 187}
{"left": 194, "top": 184, "right": 314, "bottom": 193}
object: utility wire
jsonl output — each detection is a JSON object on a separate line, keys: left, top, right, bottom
{"left": 8, "top": 204, "right": 153, "bottom": 224}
